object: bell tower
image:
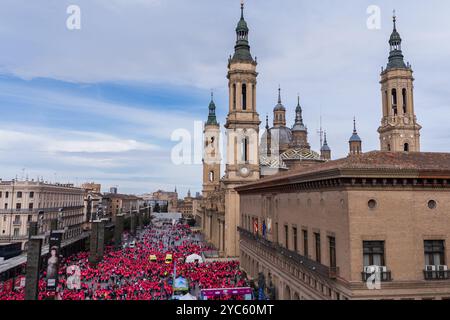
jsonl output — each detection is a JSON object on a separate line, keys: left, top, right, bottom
{"left": 223, "top": 1, "right": 260, "bottom": 257}
{"left": 224, "top": 1, "right": 260, "bottom": 182}
{"left": 378, "top": 13, "right": 421, "bottom": 152}
{"left": 202, "top": 93, "right": 221, "bottom": 198}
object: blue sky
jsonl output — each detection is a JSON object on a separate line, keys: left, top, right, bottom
{"left": 0, "top": 0, "right": 450, "bottom": 196}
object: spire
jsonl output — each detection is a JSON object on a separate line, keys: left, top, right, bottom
{"left": 265, "top": 114, "right": 269, "bottom": 130}
{"left": 349, "top": 117, "right": 362, "bottom": 143}
{"left": 273, "top": 86, "right": 285, "bottom": 111}
{"left": 206, "top": 91, "right": 219, "bottom": 126}
{"left": 386, "top": 10, "right": 407, "bottom": 70}
{"left": 321, "top": 131, "right": 331, "bottom": 152}
{"left": 232, "top": 0, "right": 254, "bottom": 63}
{"left": 292, "top": 94, "right": 306, "bottom": 132}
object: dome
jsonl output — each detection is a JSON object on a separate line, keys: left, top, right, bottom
{"left": 389, "top": 30, "right": 401, "bottom": 43}
{"left": 281, "top": 148, "right": 321, "bottom": 161}
{"left": 349, "top": 133, "right": 361, "bottom": 142}
{"left": 292, "top": 123, "right": 307, "bottom": 132}
{"left": 270, "top": 126, "right": 292, "bottom": 146}
{"left": 236, "top": 18, "right": 248, "bottom": 32}
{"left": 273, "top": 102, "right": 286, "bottom": 112}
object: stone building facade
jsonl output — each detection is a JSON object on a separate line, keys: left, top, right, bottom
{"left": 0, "top": 180, "right": 85, "bottom": 250}
{"left": 235, "top": 14, "right": 450, "bottom": 300}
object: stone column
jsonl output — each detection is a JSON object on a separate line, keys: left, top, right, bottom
{"left": 130, "top": 213, "right": 137, "bottom": 236}
{"left": 89, "top": 221, "right": 99, "bottom": 265}
{"left": 138, "top": 211, "right": 143, "bottom": 230}
{"left": 114, "top": 214, "right": 124, "bottom": 249}
{"left": 28, "top": 222, "right": 38, "bottom": 239}
{"left": 25, "top": 236, "right": 43, "bottom": 300}
{"left": 97, "top": 220, "right": 105, "bottom": 260}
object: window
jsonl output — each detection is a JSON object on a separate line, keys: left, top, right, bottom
{"left": 314, "top": 233, "right": 321, "bottom": 263}
{"left": 242, "top": 83, "right": 247, "bottom": 110}
{"left": 275, "top": 222, "right": 279, "bottom": 244}
{"left": 402, "top": 88, "right": 407, "bottom": 114}
{"left": 242, "top": 137, "right": 249, "bottom": 162}
{"left": 5, "top": 192, "right": 9, "bottom": 198}
{"left": 17, "top": 192, "right": 22, "bottom": 198}
{"left": 29, "top": 203, "right": 33, "bottom": 211}
{"left": 391, "top": 89, "right": 398, "bottom": 115}
{"left": 4, "top": 204, "right": 7, "bottom": 210}
{"left": 368, "top": 199, "right": 377, "bottom": 209}
{"left": 363, "top": 241, "right": 385, "bottom": 266}
{"left": 404, "top": 143, "right": 409, "bottom": 152}
{"left": 293, "top": 227, "right": 298, "bottom": 252}
{"left": 424, "top": 240, "right": 445, "bottom": 266}
{"left": 329, "top": 236, "right": 336, "bottom": 268}
{"left": 29, "top": 192, "right": 34, "bottom": 199}
{"left": 13, "top": 228, "right": 19, "bottom": 237}
{"left": 284, "top": 225, "right": 289, "bottom": 250}
{"left": 428, "top": 200, "right": 437, "bottom": 210}
{"left": 0, "top": 191, "right": 2, "bottom": 198}
{"left": 233, "top": 84, "right": 236, "bottom": 110}
{"left": 303, "top": 230, "right": 308, "bottom": 257}
{"left": 209, "top": 171, "right": 215, "bottom": 182}
{"left": 16, "top": 203, "right": 21, "bottom": 210}
{"left": 27, "top": 215, "right": 32, "bottom": 222}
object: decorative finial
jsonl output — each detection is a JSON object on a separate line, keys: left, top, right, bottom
{"left": 241, "top": 0, "right": 244, "bottom": 18}
{"left": 278, "top": 85, "right": 281, "bottom": 104}
{"left": 353, "top": 117, "right": 357, "bottom": 133}
{"left": 297, "top": 94, "right": 300, "bottom": 106}
{"left": 265, "top": 114, "right": 269, "bottom": 129}
{"left": 211, "top": 90, "right": 214, "bottom": 102}
{"left": 324, "top": 131, "right": 327, "bottom": 144}
{"left": 393, "top": 10, "right": 397, "bottom": 30}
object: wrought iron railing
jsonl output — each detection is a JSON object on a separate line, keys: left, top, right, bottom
{"left": 423, "top": 269, "right": 450, "bottom": 280}
{"left": 238, "top": 226, "right": 339, "bottom": 279}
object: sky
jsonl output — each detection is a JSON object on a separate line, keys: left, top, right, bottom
{"left": 0, "top": 0, "right": 449, "bottom": 196}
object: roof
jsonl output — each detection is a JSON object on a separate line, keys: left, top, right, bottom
{"left": 237, "top": 151, "right": 450, "bottom": 192}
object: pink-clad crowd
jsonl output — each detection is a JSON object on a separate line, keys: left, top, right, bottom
{"left": 0, "top": 223, "right": 249, "bottom": 300}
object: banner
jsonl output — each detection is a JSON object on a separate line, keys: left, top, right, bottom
{"left": 46, "top": 231, "right": 63, "bottom": 292}
{"left": 253, "top": 219, "right": 258, "bottom": 235}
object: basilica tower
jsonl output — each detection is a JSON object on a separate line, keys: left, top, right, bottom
{"left": 223, "top": 2, "right": 260, "bottom": 257}
{"left": 378, "top": 14, "right": 421, "bottom": 152}
{"left": 202, "top": 93, "right": 221, "bottom": 198}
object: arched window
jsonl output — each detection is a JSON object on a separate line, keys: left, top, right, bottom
{"left": 387, "top": 144, "right": 391, "bottom": 151}
{"left": 242, "top": 83, "right": 247, "bottom": 110}
{"left": 404, "top": 143, "right": 409, "bottom": 152}
{"left": 384, "top": 91, "right": 388, "bottom": 116}
{"left": 252, "top": 84, "right": 255, "bottom": 110}
{"left": 391, "top": 89, "right": 398, "bottom": 115}
{"left": 242, "top": 137, "right": 249, "bottom": 162}
{"left": 209, "top": 171, "right": 214, "bottom": 182}
{"left": 233, "top": 84, "right": 237, "bottom": 110}
{"left": 402, "top": 88, "right": 407, "bottom": 114}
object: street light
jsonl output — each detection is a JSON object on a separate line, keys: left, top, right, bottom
{"left": 38, "top": 210, "right": 45, "bottom": 235}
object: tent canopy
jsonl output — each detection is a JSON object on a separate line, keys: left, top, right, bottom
{"left": 185, "top": 253, "right": 203, "bottom": 264}
{"left": 179, "top": 293, "right": 197, "bottom": 300}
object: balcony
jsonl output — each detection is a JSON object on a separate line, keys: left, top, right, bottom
{"left": 12, "top": 221, "right": 22, "bottom": 226}
{"left": 361, "top": 270, "right": 392, "bottom": 282}
{"left": 424, "top": 267, "right": 449, "bottom": 280}
{"left": 237, "top": 226, "right": 338, "bottom": 279}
